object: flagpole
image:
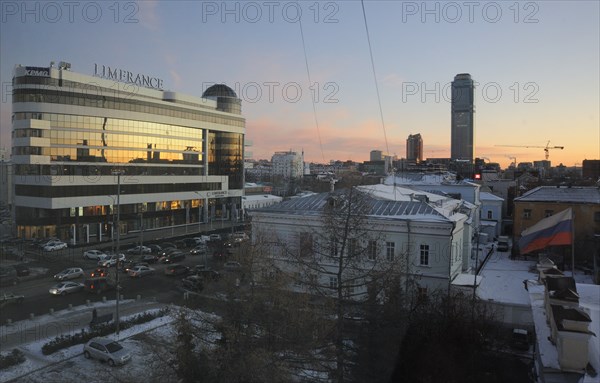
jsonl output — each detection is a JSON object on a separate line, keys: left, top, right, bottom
{"left": 571, "top": 209, "right": 575, "bottom": 278}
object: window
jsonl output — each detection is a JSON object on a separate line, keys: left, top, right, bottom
{"left": 329, "top": 276, "right": 338, "bottom": 289}
{"left": 386, "top": 241, "right": 395, "bottom": 261}
{"left": 544, "top": 210, "right": 554, "bottom": 218}
{"left": 348, "top": 238, "right": 357, "bottom": 257}
{"left": 487, "top": 210, "right": 493, "bottom": 219}
{"left": 368, "top": 240, "right": 377, "bottom": 260}
{"left": 330, "top": 236, "right": 338, "bottom": 258}
{"left": 299, "top": 233, "right": 313, "bottom": 258}
{"left": 523, "top": 209, "right": 532, "bottom": 219}
{"left": 420, "top": 244, "right": 429, "bottom": 266}
{"left": 595, "top": 212, "right": 600, "bottom": 222}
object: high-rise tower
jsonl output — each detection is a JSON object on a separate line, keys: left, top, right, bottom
{"left": 451, "top": 73, "right": 475, "bottom": 162}
{"left": 406, "top": 133, "right": 423, "bottom": 163}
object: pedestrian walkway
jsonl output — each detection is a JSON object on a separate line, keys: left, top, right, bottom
{"left": 0, "top": 298, "right": 165, "bottom": 352}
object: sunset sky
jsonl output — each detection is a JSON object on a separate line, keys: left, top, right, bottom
{"left": 1, "top": 1, "right": 598, "bottom": 168}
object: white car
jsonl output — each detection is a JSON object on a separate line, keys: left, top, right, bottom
{"left": 43, "top": 241, "right": 67, "bottom": 251}
{"left": 49, "top": 281, "right": 84, "bottom": 295}
{"left": 128, "top": 265, "right": 155, "bottom": 278}
{"left": 126, "top": 245, "right": 151, "bottom": 255}
{"left": 54, "top": 267, "right": 84, "bottom": 281}
{"left": 98, "top": 253, "right": 126, "bottom": 267}
{"left": 83, "top": 250, "right": 108, "bottom": 260}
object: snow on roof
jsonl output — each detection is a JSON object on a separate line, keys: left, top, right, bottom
{"left": 477, "top": 254, "right": 538, "bottom": 306}
{"left": 528, "top": 281, "right": 561, "bottom": 370}
{"left": 480, "top": 192, "right": 504, "bottom": 202}
{"left": 577, "top": 283, "right": 600, "bottom": 376}
{"left": 243, "top": 194, "right": 282, "bottom": 202}
{"left": 515, "top": 186, "right": 600, "bottom": 204}
{"left": 357, "top": 183, "right": 448, "bottom": 203}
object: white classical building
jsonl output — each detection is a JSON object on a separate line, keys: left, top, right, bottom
{"left": 249, "top": 183, "right": 476, "bottom": 297}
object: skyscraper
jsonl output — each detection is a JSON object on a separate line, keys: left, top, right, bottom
{"left": 406, "top": 133, "right": 423, "bottom": 163}
{"left": 451, "top": 73, "right": 475, "bottom": 162}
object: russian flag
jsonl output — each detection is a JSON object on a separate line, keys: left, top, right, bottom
{"left": 518, "top": 208, "right": 573, "bottom": 255}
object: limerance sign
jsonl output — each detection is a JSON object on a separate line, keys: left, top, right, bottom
{"left": 93, "top": 64, "right": 164, "bottom": 90}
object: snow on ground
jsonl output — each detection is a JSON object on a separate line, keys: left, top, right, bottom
{"left": 0, "top": 305, "right": 222, "bottom": 383}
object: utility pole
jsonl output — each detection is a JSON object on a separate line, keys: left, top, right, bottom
{"left": 112, "top": 169, "right": 124, "bottom": 337}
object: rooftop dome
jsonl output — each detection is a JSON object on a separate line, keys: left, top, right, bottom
{"left": 202, "top": 84, "right": 238, "bottom": 98}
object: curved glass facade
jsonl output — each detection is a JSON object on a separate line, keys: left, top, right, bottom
{"left": 12, "top": 66, "right": 244, "bottom": 242}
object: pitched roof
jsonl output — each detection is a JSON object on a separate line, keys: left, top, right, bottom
{"left": 515, "top": 186, "right": 600, "bottom": 204}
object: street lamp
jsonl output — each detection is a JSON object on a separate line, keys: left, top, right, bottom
{"left": 111, "top": 169, "right": 124, "bottom": 337}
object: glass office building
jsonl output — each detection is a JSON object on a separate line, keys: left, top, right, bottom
{"left": 11, "top": 62, "right": 244, "bottom": 242}
{"left": 450, "top": 73, "right": 475, "bottom": 163}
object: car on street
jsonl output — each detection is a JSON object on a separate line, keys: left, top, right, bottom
{"left": 159, "top": 242, "right": 177, "bottom": 250}
{"left": 84, "top": 277, "right": 115, "bottom": 294}
{"left": 49, "top": 281, "right": 84, "bottom": 295}
{"left": 181, "top": 275, "right": 204, "bottom": 292}
{"left": 128, "top": 265, "right": 155, "bottom": 278}
{"left": 162, "top": 251, "right": 185, "bottom": 264}
{"left": 164, "top": 264, "right": 190, "bottom": 276}
{"left": 90, "top": 267, "right": 109, "bottom": 278}
{"left": 43, "top": 241, "right": 68, "bottom": 251}
{"left": 54, "top": 267, "right": 84, "bottom": 281}
{"left": 120, "top": 261, "right": 149, "bottom": 273}
{"left": 126, "top": 245, "right": 151, "bottom": 255}
{"left": 38, "top": 238, "right": 60, "bottom": 248}
{"left": 83, "top": 249, "right": 108, "bottom": 260}
{"left": 209, "top": 234, "right": 222, "bottom": 242}
{"left": 182, "top": 238, "right": 199, "bottom": 248}
{"left": 224, "top": 261, "right": 241, "bottom": 271}
{"left": 98, "top": 253, "right": 126, "bottom": 267}
{"left": 12, "top": 264, "right": 30, "bottom": 277}
{"left": 83, "top": 337, "right": 131, "bottom": 366}
{"left": 189, "top": 244, "right": 208, "bottom": 255}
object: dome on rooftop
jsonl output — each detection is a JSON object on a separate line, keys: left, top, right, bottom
{"left": 202, "top": 84, "right": 238, "bottom": 98}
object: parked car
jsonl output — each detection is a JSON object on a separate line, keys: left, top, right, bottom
{"left": 140, "top": 254, "right": 159, "bottom": 264}
{"left": 146, "top": 244, "right": 162, "bottom": 253}
{"left": 164, "top": 264, "right": 190, "bottom": 276}
{"left": 182, "top": 238, "right": 199, "bottom": 248}
{"left": 189, "top": 244, "right": 208, "bottom": 255}
{"left": 83, "top": 249, "right": 108, "bottom": 260}
{"left": 128, "top": 265, "right": 155, "bottom": 278}
{"left": 84, "top": 277, "right": 115, "bottom": 294}
{"left": 159, "top": 247, "right": 179, "bottom": 257}
{"left": 0, "top": 293, "right": 24, "bottom": 307}
{"left": 38, "top": 238, "right": 60, "bottom": 248}
{"left": 160, "top": 242, "right": 177, "bottom": 250}
{"left": 43, "top": 241, "right": 67, "bottom": 251}
{"left": 209, "top": 234, "right": 222, "bottom": 242}
{"left": 162, "top": 252, "right": 185, "bottom": 264}
{"left": 231, "top": 231, "right": 249, "bottom": 243}
{"left": 174, "top": 239, "right": 188, "bottom": 249}
{"left": 195, "top": 267, "right": 221, "bottom": 281}
{"left": 181, "top": 275, "right": 204, "bottom": 292}
{"left": 126, "top": 245, "right": 151, "bottom": 255}
{"left": 83, "top": 337, "right": 131, "bottom": 366}
{"left": 98, "top": 253, "right": 126, "bottom": 267}
{"left": 12, "top": 264, "right": 30, "bottom": 277}
{"left": 224, "top": 261, "right": 241, "bottom": 271}
{"left": 54, "top": 267, "right": 84, "bottom": 281}
{"left": 49, "top": 281, "right": 84, "bottom": 295}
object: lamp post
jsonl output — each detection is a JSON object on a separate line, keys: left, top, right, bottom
{"left": 111, "top": 169, "right": 124, "bottom": 337}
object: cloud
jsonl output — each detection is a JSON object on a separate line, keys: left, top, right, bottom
{"left": 138, "top": 0, "right": 161, "bottom": 31}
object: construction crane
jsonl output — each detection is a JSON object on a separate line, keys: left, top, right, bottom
{"left": 495, "top": 141, "right": 564, "bottom": 160}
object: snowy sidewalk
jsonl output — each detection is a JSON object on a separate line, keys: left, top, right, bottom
{"left": 0, "top": 298, "right": 165, "bottom": 352}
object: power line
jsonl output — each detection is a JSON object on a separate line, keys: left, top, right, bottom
{"left": 299, "top": 17, "right": 326, "bottom": 164}
{"left": 361, "top": 0, "right": 390, "bottom": 158}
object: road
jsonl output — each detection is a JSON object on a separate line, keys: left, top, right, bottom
{"left": 0, "top": 239, "right": 243, "bottom": 324}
